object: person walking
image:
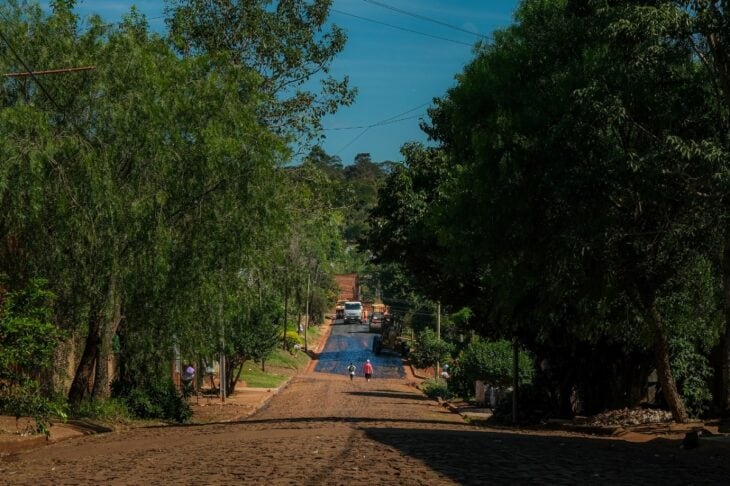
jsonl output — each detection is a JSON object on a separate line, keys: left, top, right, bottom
{"left": 363, "top": 359, "right": 373, "bottom": 382}
{"left": 347, "top": 362, "right": 356, "bottom": 381}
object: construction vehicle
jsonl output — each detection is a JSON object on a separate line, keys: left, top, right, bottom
{"left": 372, "top": 314, "right": 403, "bottom": 356}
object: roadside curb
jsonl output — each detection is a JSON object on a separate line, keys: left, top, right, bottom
{"left": 0, "top": 419, "right": 114, "bottom": 455}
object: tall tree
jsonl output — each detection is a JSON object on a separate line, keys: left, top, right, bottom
{"left": 166, "top": 0, "right": 356, "bottom": 143}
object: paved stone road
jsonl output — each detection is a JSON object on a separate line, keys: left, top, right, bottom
{"left": 2, "top": 323, "right": 730, "bottom": 484}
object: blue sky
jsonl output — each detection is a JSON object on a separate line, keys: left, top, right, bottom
{"left": 42, "top": 1, "right": 520, "bottom": 164}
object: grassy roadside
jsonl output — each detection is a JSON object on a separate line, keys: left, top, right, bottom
{"left": 238, "top": 324, "right": 324, "bottom": 388}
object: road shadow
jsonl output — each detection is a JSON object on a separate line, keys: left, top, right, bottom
{"left": 146, "top": 415, "right": 473, "bottom": 430}
{"left": 345, "top": 390, "right": 429, "bottom": 401}
{"left": 362, "top": 427, "right": 730, "bottom": 484}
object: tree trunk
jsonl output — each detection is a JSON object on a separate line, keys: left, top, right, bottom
{"left": 68, "top": 310, "right": 102, "bottom": 404}
{"left": 722, "top": 230, "right": 730, "bottom": 415}
{"left": 92, "top": 292, "right": 122, "bottom": 399}
{"left": 647, "top": 303, "right": 689, "bottom": 423}
{"left": 225, "top": 357, "right": 243, "bottom": 395}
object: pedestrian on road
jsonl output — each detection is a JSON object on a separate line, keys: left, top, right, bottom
{"left": 347, "top": 362, "right": 356, "bottom": 381}
{"left": 363, "top": 359, "right": 373, "bottom": 382}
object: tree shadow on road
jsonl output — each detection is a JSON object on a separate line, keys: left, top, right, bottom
{"left": 345, "top": 390, "right": 430, "bottom": 401}
{"left": 362, "top": 427, "right": 730, "bottom": 484}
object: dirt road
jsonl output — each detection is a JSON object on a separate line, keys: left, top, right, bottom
{"left": 2, "top": 324, "right": 729, "bottom": 484}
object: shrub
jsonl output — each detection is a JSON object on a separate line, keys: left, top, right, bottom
{"left": 0, "top": 279, "right": 64, "bottom": 436}
{"left": 670, "top": 336, "right": 713, "bottom": 418}
{"left": 450, "top": 340, "right": 534, "bottom": 400}
{"left": 421, "top": 378, "right": 453, "bottom": 400}
{"left": 409, "top": 328, "right": 454, "bottom": 369}
{"left": 112, "top": 378, "right": 191, "bottom": 423}
{"left": 75, "top": 398, "right": 132, "bottom": 423}
{"left": 0, "top": 379, "right": 67, "bottom": 437}
{"left": 281, "top": 330, "right": 303, "bottom": 350}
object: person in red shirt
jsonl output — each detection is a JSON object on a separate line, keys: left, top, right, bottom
{"left": 363, "top": 359, "right": 374, "bottom": 382}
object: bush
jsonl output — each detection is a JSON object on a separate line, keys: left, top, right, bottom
{"left": 0, "top": 379, "right": 67, "bottom": 436}
{"left": 281, "top": 330, "right": 303, "bottom": 350}
{"left": 0, "top": 279, "right": 64, "bottom": 436}
{"left": 112, "top": 378, "right": 191, "bottom": 423}
{"left": 450, "top": 340, "right": 534, "bottom": 400}
{"left": 409, "top": 328, "right": 454, "bottom": 369}
{"left": 421, "top": 378, "right": 453, "bottom": 400}
{"left": 670, "top": 336, "right": 713, "bottom": 418}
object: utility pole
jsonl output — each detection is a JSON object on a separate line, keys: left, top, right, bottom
{"left": 304, "top": 271, "right": 310, "bottom": 353}
{"left": 436, "top": 302, "right": 441, "bottom": 382}
{"left": 283, "top": 268, "right": 289, "bottom": 350}
{"left": 512, "top": 337, "right": 519, "bottom": 424}
{"left": 219, "top": 297, "right": 226, "bottom": 403}
{"left": 4, "top": 65, "right": 95, "bottom": 77}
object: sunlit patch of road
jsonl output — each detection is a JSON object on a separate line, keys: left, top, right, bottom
{"left": 314, "top": 321, "right": 405, "bottom": 378}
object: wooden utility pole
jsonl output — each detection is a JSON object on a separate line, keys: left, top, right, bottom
{"left": 283, "top": 271, "right": 289, "bottom": 350}
{"left": 436, "top": 302, "right": 441, "bottom": 382}
{"left": 512, "top": 337, "right": 519, "bottom": 424}
{"left": 304, "top": 272, "right": 310, "bottom": 353}
{"left": 219, "top": 298, "right": 226, "bottom": 403}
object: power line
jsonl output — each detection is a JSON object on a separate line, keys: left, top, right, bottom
{"left": 330, "top": 8, "right": 473, "bottom": 47}
{"left": 335, "top": 126, "right": 370, "bottom": 155}
{"left": 333, "top": 102, "right": 430, "bottom": 155}
{"left": 363, "top": 0, "right": 490, "bottom": 40}
{"left": 326, "top": 102, "right": 429, "bottom": 131}
{"left": 323, "top": 113, "right": 422, "bottom": 131}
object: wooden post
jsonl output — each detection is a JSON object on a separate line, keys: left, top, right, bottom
{"left": 512, "top": 337, "right": 518, "bottom": 424}
{"left": 435, "top": 302, "right": 441, "bottom": 382}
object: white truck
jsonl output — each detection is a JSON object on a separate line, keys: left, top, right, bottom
{"left": 343, "top": 301, "right": 363, "bottom": 324}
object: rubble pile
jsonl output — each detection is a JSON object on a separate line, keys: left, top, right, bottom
{"left": 585, "top": 408, "right": 672, "bottom": 426}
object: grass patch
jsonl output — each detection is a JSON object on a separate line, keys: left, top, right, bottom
{"left": 266, "top": 348, "right": 310, "bottom": 369}
{"left": 237, "top": 323, "right": 326, "bottom": 388}
{"left": 239, "top": 347, "right": 311, "bottom": 388}
{"left": 74, "top": 398, "right": 132, "bottom": 423}
{"left": 239, "top": 365, "right": 288, "bottom": 388}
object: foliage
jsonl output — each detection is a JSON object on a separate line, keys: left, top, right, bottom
{"left": 366, "top": 0, "right": 730, "bottom": 421}
{"left": 112, "top": 378, "right": 191, "bottom": 423}
{"left": 224, "top": 300, "right": 282, "bottom": 394}
{"left": 0, "top": 279, "right": 63, "bottom": 435}
{"left": 167, "top": 0, "right": 356, "bottom": 143}
{"left": 670, "top": 336, "right": 714, "bottom": 418}
{"left": 74, "top": 398, "right": 132, "bottom": 423}
{"left": 409, "top": 328, "right": 454, "bottom": 370}
{"left": 420, "top": 378, "right": 453, "bottom": 400}
{"left": 266, "top": 347, "right": 310, "bottom": 369}
{"left": 450, "top": 340, "right": 534, "bottom": 400}
{"left": 281, "top": 330, "right": 303, "bottom": 350}
{"left": 0, "top": 380, "right": 68, "bottom": 437}
{"left": 0, "top": 279, "right": 60, "bottom": 380}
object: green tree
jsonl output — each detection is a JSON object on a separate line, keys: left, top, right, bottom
{"left": 409, "top": 328, "right": 454, "bottom": 370}
{"left": 450, "top": 340, "right": 534, "bottom": 400}
{"left": 166, "top": 0, "right": 356, "bottom": 143}
{"left": 0, "top": 1, "right": 285, "bottom": 407}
